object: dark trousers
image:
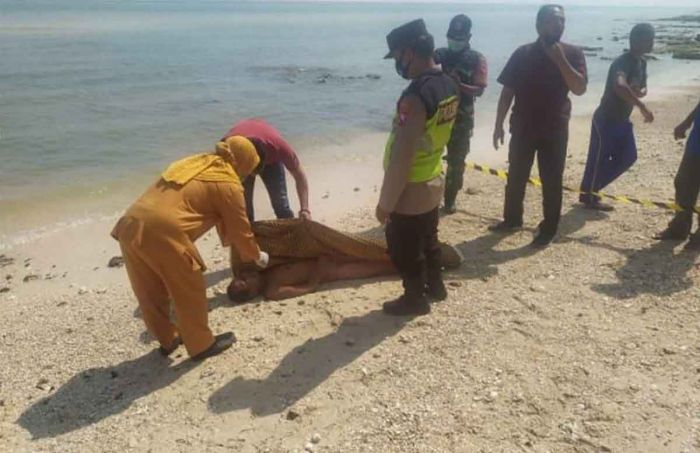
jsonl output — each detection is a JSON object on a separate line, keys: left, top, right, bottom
{"left": 504, "top": 128, "right": 569, "bottom": 235}
{"left": 444, "top": 117, "right": 473, "bottom": 207}
{"left": 385, "top": 208, "right": 441, "bottom": 298}
{"left": 579, "top": 112, "right": 637, "bottom": 204}
{"left": 667, "top": 148, "right": 700, "bottom": 235}
{"left": 243, "top": 161, "right": 294, "bottom": 222}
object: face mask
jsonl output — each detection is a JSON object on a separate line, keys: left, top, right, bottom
{"left": 448, "top": 38, "right": 468, "bottom": 52}
{"left": 394, "top": 49, "right": 413, "bottom": 80}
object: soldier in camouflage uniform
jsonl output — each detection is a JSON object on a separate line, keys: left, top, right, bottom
{"left": 435, "top": 14, "right": 488, "bottom": 214}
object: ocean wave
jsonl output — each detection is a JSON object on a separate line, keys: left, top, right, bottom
{"left": 0, "top": 212, "right": 121, "bottom": 252}
{"left": 247, "top": 65, "right": 381, "bottom": 85}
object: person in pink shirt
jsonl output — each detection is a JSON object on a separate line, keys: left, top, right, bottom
{"left": 223, "top": 118, "right": 311, "bottom": 221}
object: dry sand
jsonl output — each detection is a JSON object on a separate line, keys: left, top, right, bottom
{"left": 1, "top": 88, "right": 699, "bottom": 453}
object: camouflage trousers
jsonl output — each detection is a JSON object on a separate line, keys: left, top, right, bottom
{"left": 444, "top": 120, "right": 473, "bottom": 208}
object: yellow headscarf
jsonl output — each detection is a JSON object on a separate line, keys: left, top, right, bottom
{"left": 161, "top": 136, "right": 260, "bottom": 185}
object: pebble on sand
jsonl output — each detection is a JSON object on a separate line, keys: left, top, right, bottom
{"left": 22, "top": 274, "right": 40, "bottom": 283}
{"left": 0, "top": 254, "right": 15, "bottom": 267}
{"left": 108, "top": 256, "right": 124, "bottom": 268}
{"left": 35, "top": 378, "right": 53, "bottom": 392}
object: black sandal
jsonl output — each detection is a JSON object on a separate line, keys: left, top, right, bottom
{"left": 192, "top": 332, "right": 237, "bottom": 361}
{"left": 158, "top": 336, "right": 182, "bottom": 356}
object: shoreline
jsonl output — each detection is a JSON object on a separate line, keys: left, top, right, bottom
{"left": 0, "top": 121, "right": 507, "bottom": 250}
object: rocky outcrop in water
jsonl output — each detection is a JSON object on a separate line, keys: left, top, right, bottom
{"left": 654, "top": 16, "right": 700, "bottom": 60}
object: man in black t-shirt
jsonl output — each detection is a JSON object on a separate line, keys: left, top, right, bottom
{"left": 578, "top": 23, "right": 655, "bottom": 211}
{"left": 490, "top": 4, "right": 588, "bottom": 246}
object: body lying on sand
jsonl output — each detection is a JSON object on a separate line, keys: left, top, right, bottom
{"left": 227, "top": 219, "right": 464, "bottom": 302}
{"left": 229, "top": 254, "right": 395, "bottom": 302}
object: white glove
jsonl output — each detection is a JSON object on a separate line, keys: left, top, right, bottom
{"left": 255, "top": 251, "right": 269, "bottom": 269}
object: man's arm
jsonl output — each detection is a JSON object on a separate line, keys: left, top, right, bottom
{"left": 545, "top": 44, "right": 587, "bottom": 96}
{"left": 634, "top": 60, "right": 648, "bottom": 98}
{"left": 215, "top": 182, "right": 267, "bottom": 270}
{"left": 452, "top": 54, "right": 488, "bottom": 97}
{"left": 633, "top": 87, "right": 648, "bottom": 98}
{"left": 263, "top": 259, "right": 323, "bottom": 301}
{"left": 493, "top": 86, "right": 515, "bottom": 150}
{"left": 613, "top": 73, "right": 653, "bottom": 122}
{"left": 265, "top": 283, "right": 318, "bottom": 301}
{"left": 452, "top": 78, "right": 486, "bottom": 97}
{"left": 289, "top": 164, "right": 311, "bottom": 219}
{"left": 674, "top": 99, "right": 700, "bottom": 140}
{"left": 375, "top": 95, "right": 427, "bottom": 223}
{"left": 276, "top": 136, "right": 311, "bottom": 219}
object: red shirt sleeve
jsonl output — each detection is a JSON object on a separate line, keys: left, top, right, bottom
{"left": 272, "top": 135, "right": 300, "bottom": 171}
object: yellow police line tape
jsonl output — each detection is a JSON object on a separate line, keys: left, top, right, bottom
{"left": 465, "top": 162, "right": 700, "bottom": 214}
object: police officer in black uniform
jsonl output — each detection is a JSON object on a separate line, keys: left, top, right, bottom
{"left": 376, "top": 19, "right": 460, "bottom": 316}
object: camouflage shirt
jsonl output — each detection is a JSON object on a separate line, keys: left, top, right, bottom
{"left": 435, "top": 46, "right": 488, "bottom": 124}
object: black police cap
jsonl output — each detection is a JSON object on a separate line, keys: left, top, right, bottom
{"left": 383, "top": 19, "right": 429, "bottom": 59}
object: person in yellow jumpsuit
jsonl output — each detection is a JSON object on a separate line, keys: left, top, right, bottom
{"left": 111, "top": 136, "right": 269, "bottom": 361}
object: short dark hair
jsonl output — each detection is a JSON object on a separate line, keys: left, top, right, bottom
{"left": 227, "top": 285, "right": 257, "bottom": 303}
{"left": 537, "top": 4, "right": 564, "bottom": 25}
{"left": 630, "top": 23, "right": 655, "bottom": 43}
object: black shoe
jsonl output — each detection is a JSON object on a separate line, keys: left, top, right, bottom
{"left": 685, "top": 232, "right": 700, "bottom": 250}
{"left": 653, "top": 227, "right": 688, "bottom": 241}
{"left": 531, "top": 231, "right": 555, "bottom": 247}
{"left": 192, "top": 332, "right": 236, "bottom": 361}
{"left": 488, "top": 221, "right": 522, "bottom": 233}
{"left": 426, "top": 279, "right": 448, "bottom": 302}
{"left": 581, "top": 200, "right": 614, "bottom": 212}
{"left": 158, "top": 336, "right": 182, "bottom": 357}
{"left": 382, "top": 295, "right": 430, "bottom": 316}
{"left": 441, "top": 204, "right": 457, "bottom": 215}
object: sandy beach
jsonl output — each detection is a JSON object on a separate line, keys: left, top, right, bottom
{"left": 1, "top": 86, "right": 700, "bottom": 452}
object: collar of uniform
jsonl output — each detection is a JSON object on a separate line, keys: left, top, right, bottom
{"left": 452, "top": 44, "right": 471, "bottom": 53}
